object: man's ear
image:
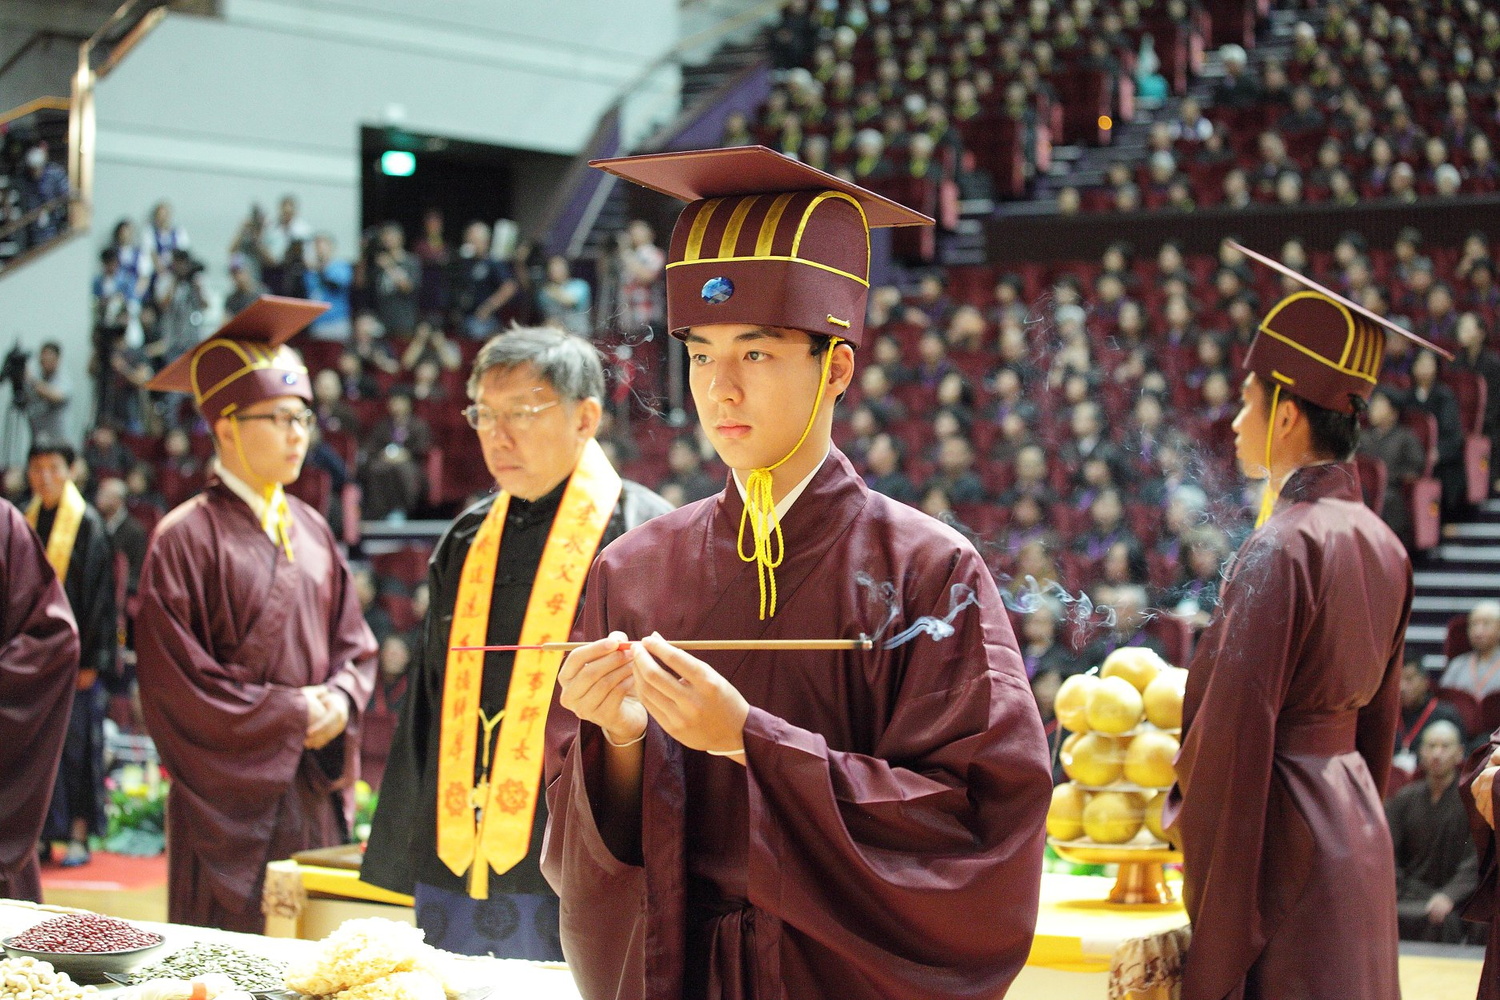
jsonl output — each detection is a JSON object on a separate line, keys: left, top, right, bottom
{"left": 576, "top": 396, "right": 603, "bottom": 440}
{"left": 828, "top": 342, "right": 856, "bottom": 396}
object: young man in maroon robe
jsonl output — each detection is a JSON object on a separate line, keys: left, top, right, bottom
{"left": 542, "top": 147, "right": 1052, "bottom": 1000}
{"left": 1163, "top": 244, "right": 1445, "bottom": 1000}
{"left": 0, "top": 496, "right": 79, "bottom": 901}
{"left": 136, "top": 297, "right": 377, "bottom": 933}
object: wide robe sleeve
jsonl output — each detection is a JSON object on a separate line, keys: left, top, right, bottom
{"left": 0, "top": 504, "right": 79, "bottom": 879}
{"left": 135, "top": 518, "right": 315, "bottom": 827}
{"left": 545, "top": 531, "right": 1051, "bottom": 1000}
{"left": 1460, "top": 727, "right": 1500, "bottom": 932}
{"left": 737, "top": 547, "right": 1049, "bottom": 997}
{"left": 318, "top": 536, "right": 380, "bottom": 771}
{"left": 1165, "top": 530, "right": 1310, "bottom": 989}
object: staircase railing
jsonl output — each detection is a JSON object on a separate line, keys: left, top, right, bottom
{"left": 0, "top": 0, "right": 175, "bottom": 276}
{"left": 540, "top": 0, "right": 787, "bottom": 259}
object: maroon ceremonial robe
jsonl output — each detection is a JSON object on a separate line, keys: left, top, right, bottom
{"left": 543, "top": 450, "right": 1051, "bottom": 1000}
{"left": 136, "top": 479, "right": 377, "bottom": 932}
{"left": 0, "top": 498, "right": 79, "bottom": 902}
{"left": 1165, "top": 463, "right": 1410, "bottom": 1000}
{"left": 1461, "top": 726, "right": 1500, "bottom": 1000}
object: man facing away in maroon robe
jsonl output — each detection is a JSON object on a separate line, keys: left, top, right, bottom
{"left": 543, "top": 149, "right": 1052, "bottom": 1000}
{"left": 1462, "top": 728, "right": 1500, "bottom": 997}
{"left": 136, "top": 298, "right": 376, "bottom": 932}
{"left": 1164, "top": 245, "right": 1436, "bottom": 1000}
{"left": 0, "top": 496, "right": 79, "bottom": 902}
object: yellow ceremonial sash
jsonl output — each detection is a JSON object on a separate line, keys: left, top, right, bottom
{"left": 436, "top": 438, "right": 621, "bottom": 897}
{"left": 26, "top": 480, "right": 86, "bottom": 583}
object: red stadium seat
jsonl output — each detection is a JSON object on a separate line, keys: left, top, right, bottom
{"left": 1436, "top": 686, "right": 1481, "bottom": 737}
{"left": 1353, "top": 453, "right": 1387, "bottom": 513}
{"left": 372, "top": 545, "right": 432, "bottom": 588}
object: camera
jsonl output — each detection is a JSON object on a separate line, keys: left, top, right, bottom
{"left": 3, "top": 342, "right": 28, "bottom": 399}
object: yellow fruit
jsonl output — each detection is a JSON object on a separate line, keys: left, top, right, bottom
{"left": 1061, "top": 730, "right": 1082, "bottom": 760}
{"left": 1063, "top": 732, "right": 1125, "bottom": 786}
{"left": 1086, "top": 675, "right": 1145, "bottom": 734}
{"left": 1055, "top": 674, "right": 1098, "bottom": 733}
{"left": 1046, "top": 783, "right": 1090, "bottom": 841}
{"left": 1100, "top": 646, "right": 1164, "bottom": 693}
{"left": 1083, "top": 790, "right": 1144, "bottom": 844}
{"left": 1143, "top": 670, "right": 1186, "bottom": 730}
{"left": 1124, "top": 730, "right": 1180, "bottom": 788}
{"left": 1145, "top": 791, "right": 1169, "bottom": 842}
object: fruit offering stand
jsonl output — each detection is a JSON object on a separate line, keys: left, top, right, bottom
{"left": 1046, "top": 648, "right": 1187, "bottom": 906}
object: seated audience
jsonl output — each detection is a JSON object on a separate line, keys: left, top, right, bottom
{"left": 1440, "top": 600, "right": 1500, "bottom": 697}
{"left": 1386, "top": 721, "right": 1478, "bottom": 943}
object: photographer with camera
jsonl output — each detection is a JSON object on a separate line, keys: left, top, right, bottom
{"left": 15, "top": 342, "right": 72, "bottom": 446}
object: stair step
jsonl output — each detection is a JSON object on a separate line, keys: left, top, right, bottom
{"left": 1406, "top": 624, "right": 1449, "bottom": 645}
{"left": 1412, "top": 595, "right": 1489, "bottom": 614}
{"left": 1414, "top": 571, "right": 1500, "bottom": 589}
{"left": 1446, "top": 521, "right": 1500, "bottom": 540}
{"left": 1434, "top": 545, "right": 1500, "bottom": 563}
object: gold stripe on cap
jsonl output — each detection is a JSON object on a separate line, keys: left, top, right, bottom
{"left": 1255, "top": 324, "right": 1378, "bottom": 385}
{"left": 666, "top": 254, "right": 870, "bottom": 287}
{"left": 718, "top": 196, "right": 758, "bottom": 258}
{"left": 191, "top": 339, "right": 309, "bottom": 406}
{"left": 1261, "top": 291, "right": 1376, "bottom": 383}
{"left": 1271, "top": 369, "right": 1296, "bottom": 385}
{"left": 684, "top": 198, "right": 723, "bottom": 262}
{"left": 792, "top": 191, "right": 870, "bottom": 276}
{"left": 755, "top": 193, "right": 796, "bottom": 257}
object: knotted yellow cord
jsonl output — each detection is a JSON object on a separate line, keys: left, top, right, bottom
{"left": 737, "top": 336, "right": 842, "bottom": 619}
{"left": 1254, "top": 381, "right": 1283, "bottom": 529}
{"left": 229, "top": 418, "right": 296, "bottom": 561}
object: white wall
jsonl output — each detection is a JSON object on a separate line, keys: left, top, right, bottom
{"left": 0, "top": 0, "right": 678, "bottom": 440}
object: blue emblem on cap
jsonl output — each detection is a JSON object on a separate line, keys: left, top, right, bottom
{"left": 283, "top": 373, "right": 298, "bottom": 385}
{"left": 701, "top": 277, "right": 734, "bottom": 304}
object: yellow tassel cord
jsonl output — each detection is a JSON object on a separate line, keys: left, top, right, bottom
{"left": 229, "top": 418, "right": 295, "bottom": 561}
{"left": 737, "top": 337, "right": 842, "bottom": 619}
{"left": 1254, "top": 381, "right": 1283, "bottom": 529}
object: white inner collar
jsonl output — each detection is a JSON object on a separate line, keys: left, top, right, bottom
{"left": 214, "top": 458, "right": 276, "bottom": 539}
{"left": 732, "top": 445, "right": 831, "bottom": 521}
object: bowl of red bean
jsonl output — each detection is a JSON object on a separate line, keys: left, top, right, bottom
{"left": 2, "top": 912, "right": 166, "bottom": 979}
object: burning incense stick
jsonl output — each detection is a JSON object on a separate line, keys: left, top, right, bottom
{"left": 451, "top": 636, "right": 874, "bottom": 653}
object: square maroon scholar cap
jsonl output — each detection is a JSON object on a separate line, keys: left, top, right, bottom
{"left": 1232, "top": 240, "right": 1451, "bottom": 415}
{"left": 147, "top": 295, "right": 326, "bottom": 423}
{"left": 592, "top": 146, "right": 934, "bottom": 348}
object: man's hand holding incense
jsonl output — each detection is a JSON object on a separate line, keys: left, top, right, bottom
{"left": 634, "top": 633, "right": 749, "bottom": 764}
{"left": 1473, "top": 747, "right": 1500, "bottom": 829}
{"left": 559, "top": 631, "right": 648, "bottom": 748}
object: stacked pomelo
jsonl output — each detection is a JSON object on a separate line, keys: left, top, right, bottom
{"left": 1049, "top": 647, "right": 1186, "bottom": 847}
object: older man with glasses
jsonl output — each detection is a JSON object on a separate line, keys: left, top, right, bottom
{"left": 135, "top": 297, "right": 378, "bottom": 933}
{"left": 363, "top": 325, "right": 670, "bottom": 959}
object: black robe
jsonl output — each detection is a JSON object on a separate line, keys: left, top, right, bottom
{"left": 34, "top": 500, "right": 116, "bottom": 840}
{"left": 0, "top": 499, "right": 78, "bottom": 900}
{"left": 362, "top": 478, "right": 671, "bottom": 899}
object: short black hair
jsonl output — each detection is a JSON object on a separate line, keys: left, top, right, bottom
{"left": 1258, "top": 374, "right": 1361, "bottom": 461}
{"left": 28, "top": 439, "right": 77, "bottom": 466}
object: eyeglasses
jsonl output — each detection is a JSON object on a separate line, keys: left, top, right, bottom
{"left": 462, "top": 400, "right": 560, "bottom": 431}
{"left": 234, "top": 409, "right": 316, "bottom": 432}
